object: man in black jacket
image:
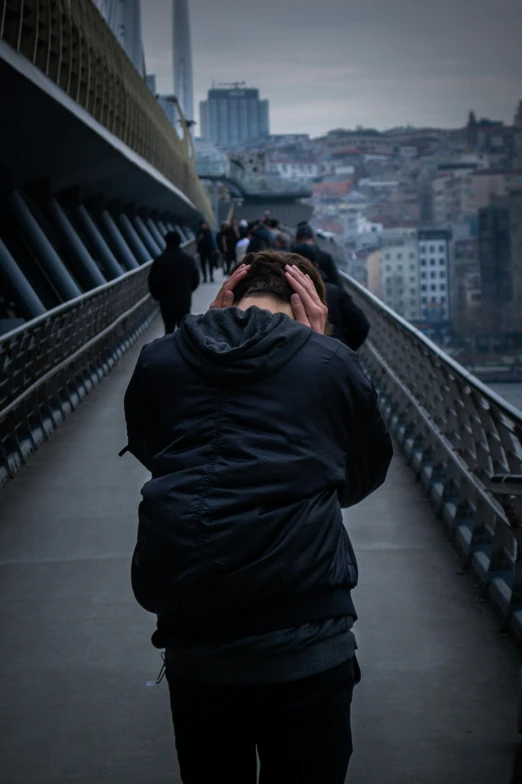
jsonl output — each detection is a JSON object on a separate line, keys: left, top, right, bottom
{"left": 148, "top": 231, "right": 200, "bottom": 334}
{"left": 247, "top": 218, "right": 276, "bottom": 253}
{"left": 196, "top": 220, "right": 218, "bottom": 282}
{"left": 125, "top": 251, "right": 393, "bottom": 784}
{"left": 294, "top": 243, "right": 370, "bottom": 350}
{"left": 293, "top": 222, "right": 342, "bottom": 286}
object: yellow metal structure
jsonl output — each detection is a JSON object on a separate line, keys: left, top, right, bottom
{"left": 0, "top": 0, "right": 212, "bottom": 220}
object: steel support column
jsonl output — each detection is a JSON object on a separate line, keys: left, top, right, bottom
{"left": 48, "top": 199, "right": 106, "bottom": 288}
{"left": 100, "top": 211, "right": 139, "bottom": 270}
{"left": 118, "top": 215, "right": 150, "bottom": 264}
{"left": 9, "top": 190, "right": 81, "bottom": 301}
{"left": 0, "top": 237, "right": 46, "bottom": 319}
{"left": 145, "top": 218, "right": 166, "bottom": 250}
{"left": 175, "top": 225, "right": 187, "bottom": 242}
{"left": 156, "top": 219, "right": 169, "bottom": 237}
{"left": 76, "top": 206, "right": 123, "bottom": 279}
{"left": 133, "top": 216, "right": 161, "bottom": 256}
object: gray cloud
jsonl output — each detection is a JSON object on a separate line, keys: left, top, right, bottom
{"left": 141, "top": 0, "right": 522, "bottom": 134}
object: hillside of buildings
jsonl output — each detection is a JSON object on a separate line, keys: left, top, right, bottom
{"left": 192, "top": 99, "right": 522, "bottom": 375}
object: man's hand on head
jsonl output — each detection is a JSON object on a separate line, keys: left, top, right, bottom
{"left": 209, "top": 264, "right": 250, "bottom": 310}
{"left": 285, "top": 265, "right": 328, "bottom": 335}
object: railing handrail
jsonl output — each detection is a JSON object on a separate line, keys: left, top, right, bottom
{"left": 339, "top": 270, "right": 522, "bottom": 425}
{"left": 0, "top": 241, "right": 191, "bottom": 346}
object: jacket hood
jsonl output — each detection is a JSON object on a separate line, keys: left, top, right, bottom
{"left": 174, "top": 306, "right": 312, "bottom": 384}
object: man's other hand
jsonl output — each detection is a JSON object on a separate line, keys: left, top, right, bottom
{"left": 209, "top": 264, "right": 250, "bottom": 309}
{"left": 285, "top": 265, "right": 328, "bottom": 334}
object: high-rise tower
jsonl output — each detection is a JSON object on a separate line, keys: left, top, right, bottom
{"left": 94, "top": 0, "right": 144, "bottom": 75}
{"left": 173, "top": 0, "right": 194, "bottom": 123}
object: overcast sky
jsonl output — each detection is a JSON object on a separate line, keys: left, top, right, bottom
{"left": 141, "top": 0, "right": 522, "bottom": 136}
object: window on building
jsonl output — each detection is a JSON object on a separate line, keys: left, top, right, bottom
{"left": 430, "top": 259, "right": 435, "bottom": 266}
{"left": 439, "top": 258, "right": 445, "bottom": 266}
{"left": 421, "top": 284, "right": 427, "bottom": 291}
{"left": 431, "top": 296, "right": 437, "bottom": 303}
{"left": 438, "top": 244, "right": 445, "bottom": 253}
{"left": 440, "top": 284, "right": 446, "bottom": 291}
{"left": 440, "top": 271, "right": 445, "bottom": 278}
{"left": 397, "top": 253, "right": 402, "bottom": 260}
{"left": 429, "top": 245, "right": 435, "bottom": 253}
{"left": 422, "top": 296, "right": 427, "bottom": 303}
{"left": 430, "top": 272, "right": 436, "bottom": 279}
{"left": 440, "top": 296, "right": 446, "bottom": 304}
{"left": 410, "top": 276, "right": 416, "bottom": 283}
{"left": 386, "top": 266, "right": 391, "bottom": 272}
{"left": 420, "top": 259, "right": 426, "bottom": 267}
{"left": 398, "top": 265, "right": 403, "bottom": 271}
{"left": 410, "top": 264, "right": 415, "bottom": 271}
{"left": 410, "top": 252, "right": 415, "bottom": 259}
{"left": 431, "top": 284, "right": 436, "bottom": 291}
{"left": 385, "top": 253, "right": 390, "bottom": 260}
{"left": 421, "top": 272, "right": 427, "bottom": 280}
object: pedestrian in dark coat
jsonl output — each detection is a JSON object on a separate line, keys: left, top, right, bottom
{"left": 124, "top": 250, "right": 392, "bottom": 784}
{"left": 148, "top": 231, "right": 200, "bottom": 334}
{"left": 197, "top": 220, "right": 217, "bottom": 282}
{"left": 247, "top": 219, "right": 276, "bottom": 253}
{"left": 293, "top": 223, "right": 343, "bottom": 287}
{"left": 293, "top": 243, "right": 370, "bottom": 350}
{"left": 225, "top": 218, "right": 241, "bottom": 273}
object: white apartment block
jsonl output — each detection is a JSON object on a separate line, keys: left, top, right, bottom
{"left": 381, "top": 240, "right": 420, "bottom": 322}
{"left": 418, "top": 231, "right": 450, "bottom": 322}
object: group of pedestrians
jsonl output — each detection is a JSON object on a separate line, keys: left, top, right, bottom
{"left": 150, "top": 217, "right": 370, "bottom": 354}
{"left": 198, "top": 214, "right": 294, "bottom": 278}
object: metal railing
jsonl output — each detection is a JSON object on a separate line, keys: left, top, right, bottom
{"left": 0, "top": 0, "right": 212, "bottom": 219}
{"left": 340, "top": 270, "right": 522, "bottom": 642}
{"left": 0, "top": 241, "right": 192, "bottom": 486}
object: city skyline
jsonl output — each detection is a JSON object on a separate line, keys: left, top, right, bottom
{"left": 141, "top": 0, "right": 522, "bottom": 136}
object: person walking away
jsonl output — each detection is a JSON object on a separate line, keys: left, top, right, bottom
{"left": 216, "top": 222, "right": 229, "bottom": 274}
{"left": 293, "top": 223, "right": 342, "bottom": 287}
{"left": 295, "top": 243, "right": 370, "bottom": 350}
{"left": 275, "top": 233, "right": 291, "bottom": 252}
{"left": 235, "top": 224, "right": 251, "bottom": 264}
{"left": 270, "top": 218, "right": 292, "bottom": 249}
{"left": 197, "top": 220, "right": 217, "bottom": 282}
{"left": 225, "top": 218, "right": 240, "bottom": 274}
{"left": 124, "top": 251, "right": 393, "bottom": 783}
{"left": 148, "top": 231, "right": 200, "bottom": 334}
{"left": 247, "top": 219, "right": 276, "bottom": 253}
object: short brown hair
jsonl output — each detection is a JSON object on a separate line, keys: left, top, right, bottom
{"left": 231, "top": 250, "right": 327, "bottom": 306}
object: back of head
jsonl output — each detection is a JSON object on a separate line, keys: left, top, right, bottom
{"left": 295, "top": 223, "right": 315, "bottom": 242}
{"left": 231, "top": 250, "right": 326, "bottom": 306}
{"left": 269, "top": 218, "right": 281, "bottom": 229}
{"left": 291, "top": 243, "right": 319, "bottom": 265}
{"left": 165, "top": 230, "right": 182, "bottom": 249}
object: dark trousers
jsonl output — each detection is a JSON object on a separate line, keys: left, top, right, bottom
{"left": 160, "top": 303, "right": 189, "bottom": 334}
{"left": 224, "top": 254, "right": 236, "bottom": 275}
{"left": 199, "top": 251, "right": 214, "bottom": 282}
{"left": 166, "top": 658, "right": 359, "bottom": 784}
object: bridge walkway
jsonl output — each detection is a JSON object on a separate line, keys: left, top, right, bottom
{"left": 0, "top": 281, "right": 519, "bottom": 784}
